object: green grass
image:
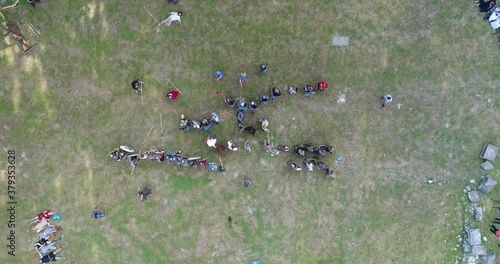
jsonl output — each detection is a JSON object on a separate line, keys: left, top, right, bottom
{"left": 0, "top": 0, "right": 499, "bottom": 263}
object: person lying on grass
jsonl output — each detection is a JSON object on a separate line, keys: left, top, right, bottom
{"left": 159, "top": 12, "right": 183, "bottom": 27}
{"left": 38, "top": 226, "right": 62, "bottom": 240}
{"left": 316, "top": 81, "right": 328, "bottom": 91}
{"left": 35, "top": 238, "right": 60, "bottom": 255}
{"left": 166, "top": 90, "right": 180, "bottom": 100}
{"left": 28, "top": 210, "right": 54, "bottom": 224}
{"left": 91, "top": 210, "right": 105, "bottom": 220}
{"left": 31, "top": 218, "right": 54, "bottom": 233}
{"left": 38, "top": 248, "right": 65, "bottom": 263}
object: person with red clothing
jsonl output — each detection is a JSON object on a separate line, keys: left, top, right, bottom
{"left": 490, "top": 224, "right": 500, "bottom": 237}
{"left": 28, "top": 210, "right": 54, "bottom": 224}
{"left": 317, "top": 81, "right": 329, "bottom": 91}
{"left": 166, "top": 90, "right": 179, "bottom": 100}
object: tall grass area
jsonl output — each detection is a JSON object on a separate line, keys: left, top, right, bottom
{"left": 0, "top": 0, "right": 499, "bottom": 263}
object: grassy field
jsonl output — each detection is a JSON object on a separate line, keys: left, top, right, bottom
{"left": 1, "top": 0, "right": 499, "bottom": 263}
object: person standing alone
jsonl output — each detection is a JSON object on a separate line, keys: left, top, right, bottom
{"left": 381, "top": 94, "right": 392, "bottom": 107}
{"left": 131, "top": 79, "right": 143, "bottom": 94}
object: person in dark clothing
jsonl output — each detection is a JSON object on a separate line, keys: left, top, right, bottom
{"left": 91, "top": 210, "right": 105, "bottom": 219}
{"left": 237, "top": 110, "right": 245, "bottom": 124}
{"left": 225, "top": 96, "right": 236, "bottom": 108}
{"left": 270, "top": 87, "right": 282, "bottom": 99}
{"left": 137, "top": 185, "right": 152, "bottom": 201}
{"left": 304, "top": 84, "right": 316, "bottom": 96}
{"left": 478, "top": 0, "right": 496, "bottom": 13}
{"left": 244, "top": 126, "right": 257, "bottom": 136}
{"left": 237, "top": 100, "right": 248, "bottom": 113}
{"left": 249, "top": 100, "right": 259, "bottom": 113}
{"left": 131, "top": 79, "right": 143, "bottom": 94}
{"left": 259, "top": 93, "right": 270, "bottom": 104}
{"left": 38, "top": 249, "right": 64, "bottom": 263}
{"left": 259, "top": 63, "right": 268, "bottom": 74}
{"left": 28, "top": 0, "right": 36, "bottom": 8}
{"left": 128, "top": 154, "right": 139, "bottom": 168}
{"left": 381, "top": 94, "right": 392, "bottom": 107}
{"left": 243, "top": 177, "right": 252, "bottom": 187}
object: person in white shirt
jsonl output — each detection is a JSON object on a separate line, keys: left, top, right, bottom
{"left": 489, "top": 8, "right": 500, "bottom": 29}
{"left": 227, "top": 140, "right": 238, "bottom": 151}
{"left": 159, "top": 12, "right": 183, "bottom": 27}
{"left": 206, "top": 135, "right": 217, "bottom": 148}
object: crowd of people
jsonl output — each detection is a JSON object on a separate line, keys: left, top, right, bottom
{"left": 179, "top": 113, "right": 220, "bottom": 131}
{"left": 120, "top": 63, "right": 343, "bottom": 179}
{"left": 28, "top": 210, "right": 65, "bottom": 263}
{"left": 222, "top": 73, "right": 329, "bottom": 134}
{"left": 287, "top": 144, "right": 336, "bottom": 175}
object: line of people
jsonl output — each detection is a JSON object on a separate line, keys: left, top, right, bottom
{"left": 224, "top": 82, "right": 328, "bottom": 134}
{"left": 28, "top": 210, "right": 65, "bottom": 263}
{"left": 179, "top": 113, "right": 220, "bottom": 132}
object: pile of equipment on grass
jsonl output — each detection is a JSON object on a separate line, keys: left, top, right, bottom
{"left": 108, "top": 146, "right": 208, "bottom": 169}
